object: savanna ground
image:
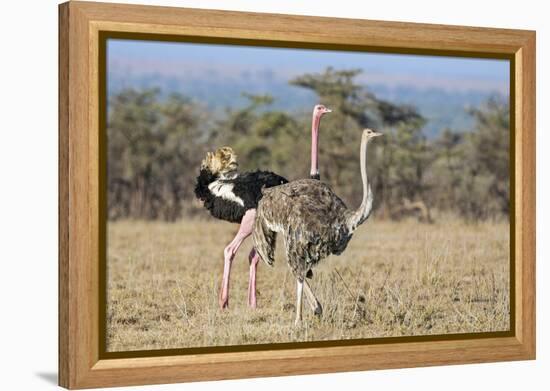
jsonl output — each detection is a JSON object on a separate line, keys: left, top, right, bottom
{"left": 106, "top": 218, "right": 510, "bottom": 352}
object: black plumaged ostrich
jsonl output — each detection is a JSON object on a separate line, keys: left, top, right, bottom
{"left": 194, "top": 104, "right": 331, "bottom": 309}
{"left": 252, "top": 128, "right": 382, "bottom": 325}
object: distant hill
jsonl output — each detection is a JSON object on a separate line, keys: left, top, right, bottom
{"left": 107, "top": 69, "right": 506, "bottom": 138}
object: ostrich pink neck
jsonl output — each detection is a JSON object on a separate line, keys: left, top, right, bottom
{"left": 310, "top": 111, "right": 322, "bottom": 178}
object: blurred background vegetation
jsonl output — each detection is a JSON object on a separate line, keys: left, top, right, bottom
{"left": 107, "top": 67, "right": 509, "bottom": 223}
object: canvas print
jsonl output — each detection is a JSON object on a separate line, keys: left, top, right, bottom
{"left": 105, "top": 39, "right": 510, "bottom": 352}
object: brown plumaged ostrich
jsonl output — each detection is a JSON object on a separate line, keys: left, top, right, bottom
{"left": 252, "top": 128, "right": 382, "bottom": 325}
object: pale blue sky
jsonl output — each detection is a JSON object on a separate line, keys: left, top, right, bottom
{"left": 107, "top": 39, "right": 509, "bottom": 92}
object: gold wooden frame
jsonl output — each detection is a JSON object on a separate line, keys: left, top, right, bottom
{"left": 59, "top": 1, "right": 536, "bottom": 388}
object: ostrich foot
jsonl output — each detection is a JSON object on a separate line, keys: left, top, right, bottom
{"left": 219, "top": 290, "right": 229, "bottom": 309}
{"left": 313, "top": 303, "right": 323, "bottom": 317}
{"left": 304, "top": 280, "right": 322, "bottom": 317}
{"left": 219, "top": 300, "right": 229, "bottom": 309}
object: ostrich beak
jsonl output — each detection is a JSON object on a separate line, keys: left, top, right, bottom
{"left": 372, "top": 131, "right": 383, "bottom": 137}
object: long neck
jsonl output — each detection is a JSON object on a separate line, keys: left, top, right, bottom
{"left": 346, "top": 135, "right": 374, "bottom": 232}
{"left": 310, "top": 112, "right": 321, "bottom": 179}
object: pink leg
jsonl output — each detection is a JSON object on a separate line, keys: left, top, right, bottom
{"left": 248, "top": 249, "right": 260, "bottom": 308}
{"left": 219, "top": 209, "right": 256, "bottom": 309}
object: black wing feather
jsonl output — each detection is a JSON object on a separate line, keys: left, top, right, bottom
{"left": 195, "top": 168, "right": 287, "bottom": 223}
{"left": 231, "top": 171, "right": 288, "bottom": 210}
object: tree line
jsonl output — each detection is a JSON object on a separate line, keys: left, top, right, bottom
{"left": 107, "top": 67, "right": 510, "bottom": 222}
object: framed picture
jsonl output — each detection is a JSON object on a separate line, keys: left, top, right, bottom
{"left": 59, "top": 1, "right": 536, "bottom": 389}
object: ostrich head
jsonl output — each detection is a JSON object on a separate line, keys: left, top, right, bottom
{"left": 363, "top": 128, "right": 383, "bottom": 141}
{"left": 313, "top": 104, "right": 332, "bottom": 117}
{"left": 201, "top": 146, "right": 238, "bottom": 175}
{"left": 311, "top": 104, "right": 331, "bottom": 137}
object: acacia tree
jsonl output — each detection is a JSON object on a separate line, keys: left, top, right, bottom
{"left": 291, "top": 67, "right": 426, "bottom": 210}
{"left": 421, "top": 97, "right": 510, "bottom": 221}
{"left": 107, "top": 88, "right": 207, "bottom": 221}
{"left": 214, "top": 93, "right": 302, "bottom": 178}
{"left": 426, "top": 128, "right": 465, "bottom": 211}
{"left": 456, "top": 97, "right": 510, "bottom": 220}
{"left": 379, "top": 119, "right": 432, "bottom": 216}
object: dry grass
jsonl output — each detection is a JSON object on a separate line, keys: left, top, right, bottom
{"left": 106, "top": 218, "right": 510, "bottom": 352}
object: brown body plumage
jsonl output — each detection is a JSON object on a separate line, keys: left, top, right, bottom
{"left": 253, "top": 128, "right": 382, "bottom": 325}
{"left": 253, "top": 179, "right": 353, "bottom": 278}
